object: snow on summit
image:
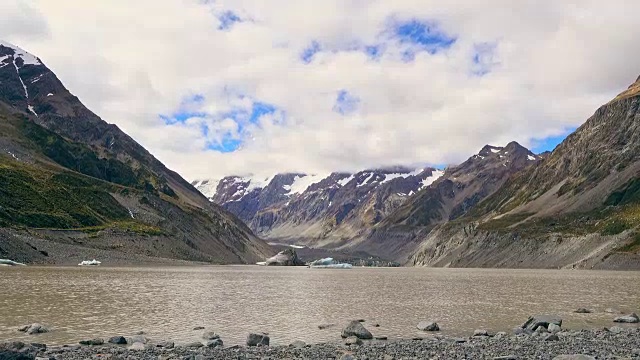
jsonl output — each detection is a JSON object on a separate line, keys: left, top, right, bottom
{"left": 0, "top": 41, "right": 41, "bottom": 66}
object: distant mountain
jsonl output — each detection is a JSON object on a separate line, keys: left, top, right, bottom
{"left": 193, "top": 167, "right": 443, "bottom": 246}
{"left": 408, "top": 75, "right": 640, "bottom": 270}
{"left": 0, "top": 41, "right": 272, "bottom": 264}
{"left": 357, "top": 141, "right": 541, "bottom": 260}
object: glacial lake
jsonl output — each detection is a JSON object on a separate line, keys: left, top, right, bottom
{"left": 1, "top": 266, "right": 639, "bottom": 346}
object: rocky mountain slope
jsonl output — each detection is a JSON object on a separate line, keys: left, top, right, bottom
{"left": 193, "top": 167, "right": 443, "bottom": 247}
{"left": 355, "top": 142, "right": 542, "bottom": 260}
{"left": 408, "top": 75, "right": 640, "bottom": 270}
{"left": 0, "top": 41, "right": 273, "bottom": 265}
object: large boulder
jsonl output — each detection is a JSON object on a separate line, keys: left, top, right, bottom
{"left": 264, "top": 249, "right": 305, "bottom": 266}
{"left": 417, "top": 321, "right": 439, "bottom": 332}
{"left": 613, "top": 313, "right": 639, "bottom": 323}
{"left": 521, "top": 315, "right": 562, "bottom": 331}
{"left": 246, "top": 333, "right": 270, "bottom": 346}
{"left": 341, "top": 321, "right": 373, "bottom": 339}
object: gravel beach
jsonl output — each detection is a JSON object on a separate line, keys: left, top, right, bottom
{"left": 3, "top": 328, "right": 640, "bottom": 360}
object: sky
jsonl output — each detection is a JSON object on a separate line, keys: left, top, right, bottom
{"left": 2, "top": 0, "right": 639, "bottom": 180}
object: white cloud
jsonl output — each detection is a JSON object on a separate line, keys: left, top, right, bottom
{"left": 3, "top": 0, "right": 640, "bottom": 180}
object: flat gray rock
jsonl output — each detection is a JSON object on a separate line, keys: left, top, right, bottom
{"left": 78, "top": 338, "right": 103, "bottom": 346}
{"left": 613, "top": 313, "right": 639, "bottom": 323}
{"left": 574, "top": 308, "right": 592, "bottom": 314}
{"left": 417, "top": 321, "right": 439, "bottom": 332}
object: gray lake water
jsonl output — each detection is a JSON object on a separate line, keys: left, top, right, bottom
{"left": 1, "top": 266, "right": 639, "bottom": 346}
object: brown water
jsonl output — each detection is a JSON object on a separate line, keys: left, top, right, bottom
{"left": 1, "top": 266, "right": 639, "bottom": 346}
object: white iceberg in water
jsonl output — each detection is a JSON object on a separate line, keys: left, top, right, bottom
{"left": 0, "top": 259, "right": 26, "bottom": 266}
{"left": 255, "top": 261, "right": 267, "bottom": 266}
{"left": 308, "top": 257, "right": 352, "bottom": 269}
{"left": 78, "top": 259, "right": 101, "bottom": 266}
{"left": 311, "top": 263, "right": 353, "bottom": 269}
{"left": 309, "top": 257, "right": 334, "bottom": 266}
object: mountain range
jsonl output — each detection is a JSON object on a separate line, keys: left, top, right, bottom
{"left": 0, "top": 41, "right": 272, "bottom": 265}
{"left": 2, "top": 40, "right": 639, "bottom": 269}
{"left": 195, "top": 77, "right": 640, "bottom": 269}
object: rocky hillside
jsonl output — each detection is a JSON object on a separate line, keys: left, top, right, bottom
{"left": 193, "top": 167, "right": 443, "bottom": 246}
{"left": 0, "top": 41, "right": 273, "bottom": 265}
{"left": 356, "top": 142, "right": 542, "bottom": 260}
{"left": 409, "top": 75, "right": 640, "bottom": 270}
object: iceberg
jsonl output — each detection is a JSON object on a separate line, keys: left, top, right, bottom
{"left": 311, "top": 263, "right": 353, "bottom": 269}
{"left": 0, "top": 259, "right": 26, "bottom": 266}
{"left": 255, "top": 261, "right": 267, "bottom": 266}
{"left": 309, "top": 257, "right": 334, "bottom": 266}
{"left": 308, "top": 257, "right": 352, "bottom": 269}
{"left": 78, "top": 259, "right": 101, "bottom": 266}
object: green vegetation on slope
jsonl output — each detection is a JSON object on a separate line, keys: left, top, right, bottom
{"left": 13, "top": 113, "right": 176, "bottom": 197}
{"left": 0, "top": 159, "right": 131, "bottom": 228}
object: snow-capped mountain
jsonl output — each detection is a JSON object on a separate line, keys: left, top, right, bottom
{"left": 192, "top": 167, "right": 443, "bottom": 243}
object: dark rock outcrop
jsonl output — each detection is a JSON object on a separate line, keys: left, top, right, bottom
{"left": 246, "top": 333, "right": 270, "bottom": 346}
{"left": 341, "top": 321, "right": 373, "bottom": 339}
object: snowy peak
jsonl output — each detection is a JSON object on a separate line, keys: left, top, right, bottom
{"left": 0, "top": 41, "right": 42, "bottom": 67}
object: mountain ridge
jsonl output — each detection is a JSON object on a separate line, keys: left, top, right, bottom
{"left": 0, "top": 41, "right": 273, "bottom": 265}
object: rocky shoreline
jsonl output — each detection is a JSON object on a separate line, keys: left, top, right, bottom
{"left": 3, "top": 316, "right": 639, "bottom": 360}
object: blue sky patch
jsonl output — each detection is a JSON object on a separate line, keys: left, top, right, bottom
{"left": 206, "top": 100, "right": 278, "bottom": 153}
{"left": 333, "top": 90, "right": 360, "bottom": 115}
{"left": 208, "top": 137, "right": 242, "bottom": 152}
{"left": 393, "top": 19, "right": 456, "bottom": 56}
{"left": 364, "top": 45, "right": 382, "bottom": 59}
{"left": 159, "top": 111, "right": 208, "bottom": 124}
{"left": 218, "top": 11, "right": 241, "bottom": 30}
{"left": 531, "top": 129, "right": 575, "bottom": 153}
{"left": 301, "top": 40, "right": 321, "bottom": 63}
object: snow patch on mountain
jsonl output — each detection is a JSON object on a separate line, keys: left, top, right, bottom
{"left": 357, "top": 173, "right": 375, "bottom": 187}
{"left": 27, "top": 105, "right": 37, "bottom": 117}
{"left": 420, "top": 169, "right": 444, "bottom": 189}
{"left": 337, "top": 174, "right": 354, "bottom": 186}
{"left": 191, "top": 179, "right": 219, "bottom": 198}
{"left": 0, "top": 41, "right": 41, "bottom": 66}
{"left": 287, "top": 174, "right": 327, "bottom": 195}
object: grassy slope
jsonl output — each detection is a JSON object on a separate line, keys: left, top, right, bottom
{"left": 0, "top": 110, "right": 166, "bottom": 234}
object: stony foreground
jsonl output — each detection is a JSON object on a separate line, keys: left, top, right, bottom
{"left": 2, "top": 328, "right": 640, "bottom": 360}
